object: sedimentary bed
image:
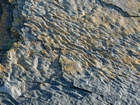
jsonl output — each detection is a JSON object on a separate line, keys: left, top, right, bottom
{"left": 0, "top": 0, "right": 140, "bottom": 104}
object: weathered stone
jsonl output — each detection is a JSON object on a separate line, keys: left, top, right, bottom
{"left": 0, "top": 79, "right": 24, "bottom": 99}
{"left": 0, "top": 0, "right": 140, "bottom": 104}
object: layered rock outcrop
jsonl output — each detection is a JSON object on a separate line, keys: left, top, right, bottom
{"left": 0, "top": 0, "right": 140, "bottom": 104}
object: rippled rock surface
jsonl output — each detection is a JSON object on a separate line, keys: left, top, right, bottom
{"left": 0, "top": 0, "right": 140, "bottom": 104}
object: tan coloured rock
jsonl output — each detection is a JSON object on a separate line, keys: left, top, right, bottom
{"left": 0, "top": 64, "right": 6, "bottom": 72}
{"left": 59, "top": 55, "right": 83, "bottom": 74}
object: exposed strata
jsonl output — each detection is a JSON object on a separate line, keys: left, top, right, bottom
{"left": 101, "top": 0, "right": 140, "bottom": 16}
{"left": 0, "top": 0, "right": 140, "bottom": 104}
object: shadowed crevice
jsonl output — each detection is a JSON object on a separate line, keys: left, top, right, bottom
{"left": 0, "top": 0, "right": 19, "bottom": 62}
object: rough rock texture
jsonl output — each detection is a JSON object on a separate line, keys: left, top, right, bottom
{"left": 0, "top": 0, "right": 140, "bottom": 104}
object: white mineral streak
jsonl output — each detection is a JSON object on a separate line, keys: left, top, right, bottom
{"left": 0, "top": 80, "right": 22, "bottom": 99}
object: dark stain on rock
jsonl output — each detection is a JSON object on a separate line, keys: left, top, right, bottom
{"left": 0, "top": 3, "right": 2, "bottom": 17}
{"left": 0, "top": 0, "right": 19, "bottom": 62}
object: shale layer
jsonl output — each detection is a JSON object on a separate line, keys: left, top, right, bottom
{"left": 0, "top": 0, "right": 140, "bottom": 104}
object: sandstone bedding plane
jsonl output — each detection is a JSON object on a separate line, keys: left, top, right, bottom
{"left": 0, "top": 0, "right": 140, "bottom": 104}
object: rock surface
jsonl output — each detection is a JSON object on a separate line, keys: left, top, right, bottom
{"left": 0, "top": 0, "right": 140, "bottom": 104}
{"left": 0, "top": 0, "right": 19, "bottom": 62}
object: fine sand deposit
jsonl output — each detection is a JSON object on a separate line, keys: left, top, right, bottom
{"left": 0, "top": 0, "right": 140, "bottom": 104}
